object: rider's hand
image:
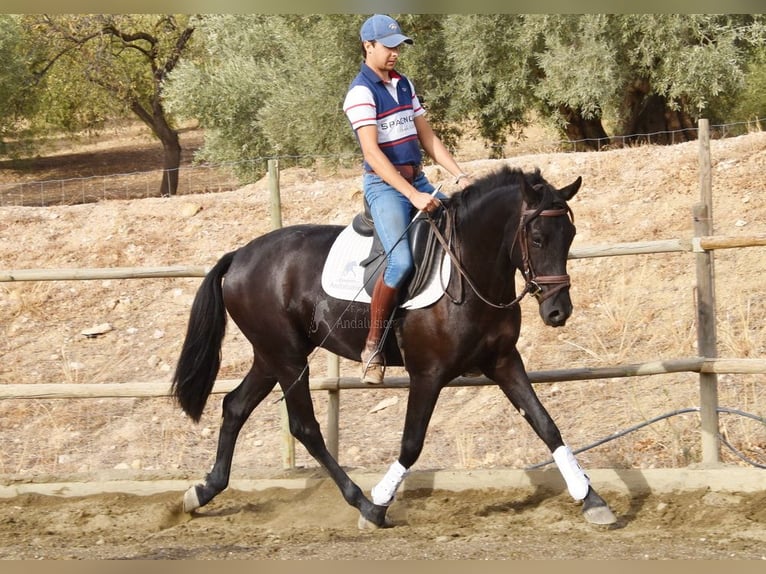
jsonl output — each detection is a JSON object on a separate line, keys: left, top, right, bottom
{"left": 456, "top": 173, "right": 473, "bottom": 190}
{"left": 410, "top": 190, "right": 440, "bottom": 213}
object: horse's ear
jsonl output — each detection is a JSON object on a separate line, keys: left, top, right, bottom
{"left": 521, "top": 177, "right": 544, "bottom": 206}
{"left": 558, "top": 176, "right": 582, "bottom": 201}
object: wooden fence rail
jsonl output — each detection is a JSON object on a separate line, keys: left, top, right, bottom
{"left": 2, "top": 121, "right": 764, "bottom": 471}
{"left": 2, "top": 234, "right": 766, "bottom": 283}
{"left": 2, "top": 357, "right": 765, "bottom": 400}
{"left": 0, "top": 265, "right": 209, "bottom": 282}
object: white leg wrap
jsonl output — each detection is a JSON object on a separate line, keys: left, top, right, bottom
{"left": 552, "top": 445, "right": 590, "bottom": 501}
{"left": 371, "top": 460, "right": 409, "bottom": 506}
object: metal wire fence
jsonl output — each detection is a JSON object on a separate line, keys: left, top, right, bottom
{"left": 0, "top": 118, "right": 763, "bottom": 208}
{"left": 0, "top": 163, "right": 242, "bottom": 207}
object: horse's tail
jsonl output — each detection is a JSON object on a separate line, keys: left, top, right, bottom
{"left": 171, "top": 250, "right": 236, "bottom": 422}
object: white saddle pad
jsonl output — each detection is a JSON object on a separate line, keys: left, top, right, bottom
{"left": 321, "top": 224, "right": 451, "bottom": 310}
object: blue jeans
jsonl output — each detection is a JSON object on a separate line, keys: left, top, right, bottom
{"left": 363, "top": 172, "right": 445, "bottom": 288}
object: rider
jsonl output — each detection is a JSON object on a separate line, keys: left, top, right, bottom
{"left": 343, "top": 14, "right": 472, "bottom": 384}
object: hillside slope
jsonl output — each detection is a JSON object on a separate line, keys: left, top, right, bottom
{"left": 1, "top": 131, "right": 765, "bottom": 479}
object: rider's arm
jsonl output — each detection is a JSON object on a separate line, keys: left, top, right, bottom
{"left": 414, "top": 115, "right": 472, "bottom": 190}
{"left": 356, "top": 125, "right": 439, "bottom": 212}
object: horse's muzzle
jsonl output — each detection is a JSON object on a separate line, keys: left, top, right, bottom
{"left": 540, "top": 295, "right": 572, "bottom": 327}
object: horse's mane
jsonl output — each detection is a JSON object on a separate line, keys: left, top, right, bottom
{"left": 446, "top": 165, "right": 546, "bottom": 218}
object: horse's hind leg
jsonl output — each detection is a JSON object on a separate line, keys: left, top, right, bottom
{"left": 491, "top": 350, "right": 616, "bottom": 525}
{"left": 277, "top": 365, "right": 388, "bottom": 528}
{"left": 183, "top": 365, "right": 277, "bottom": 512}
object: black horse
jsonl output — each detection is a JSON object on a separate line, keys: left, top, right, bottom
{"left": 171, "top": 166, "right": 616, "bottom": 528}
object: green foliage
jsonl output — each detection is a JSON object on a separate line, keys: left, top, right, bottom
{"left": 257, "top": 15, "right": 364, "bottom": 164}
{"left": 164, "top": 15, "right": 293, "bottom": 181}
{"left": 522, "top": 14, "right": 762, "bottom": 139}
{"left": 621, "top": 15, "right": 747, "bottom": 108}
{"left": 394, "top": 14, "right": 460, "bottom": 149}
{"left": 729, "top": 44, "right": 766, "bottom": 129}
{"left": 22, "top": 15, "right": 130, "bottom": 132}
{"left": 16, "top": 15, "right": 196, "bottom": 139}
{"left": 528, "top": 15, "right": 620, "bottom": 121}
{"left": 442, "top": 15, "right": 534, "bottom": 155}
{"left": 0, "top": 15, "right": 41, "bottom": 154}
{"left": 8, "top": 14, "right": 766, "bottom": 171}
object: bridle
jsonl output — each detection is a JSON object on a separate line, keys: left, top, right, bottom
{"left": 427, "top": 196, "right": 574, "bottom": 309}
{"left": 517, "top": 201, "right": 574, "bottom": 304}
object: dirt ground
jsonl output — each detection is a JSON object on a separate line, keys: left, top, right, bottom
{"left": 1, "top": 125, "right": 765, "bottom": 559}
{"left": 1, "top": 480, "right": 765, "bottom": 559}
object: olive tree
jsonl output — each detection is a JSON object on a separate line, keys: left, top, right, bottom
{"left": 445, "top": 14, "right": 765, "bottom": 150}
{"left": 22, "top": 14, "right": 196, "bottom": 195}
{"left": 0, "top": 15, "right": 40, "bottom": 155}
{"left": 164, "top": 14, "right": 461, "bottom": 181}
{"left": 166, "top": 13, "right": 766, "bottom": 170}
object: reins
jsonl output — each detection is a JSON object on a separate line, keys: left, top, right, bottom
{"left": 278, "top": 185, "right": 573, "bottom": 403}
{"left": 426, "top": 196, "right": 574, "bottom": 309}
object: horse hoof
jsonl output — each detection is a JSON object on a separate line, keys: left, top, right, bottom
{"left": 357, "top": 514, "right": 380, "bottom": 531}
{"left": 357, "top": 514, "right": 392, "bottom": 531}
{"left": 182, "top": 485, "right": 201, "bottom": 513}
{"left": 583, "top": 504, "right": 617, "bottom": 526}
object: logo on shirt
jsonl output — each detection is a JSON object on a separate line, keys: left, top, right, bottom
{"left": 381, "top": 114, "right": 414, "bottom": 132}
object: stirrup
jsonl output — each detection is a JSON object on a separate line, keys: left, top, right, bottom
{"left": 361, "top": 348, "right": 385, "bottom": 385}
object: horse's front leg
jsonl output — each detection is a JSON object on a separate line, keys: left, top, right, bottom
{"left": 490, "top": 349, "right": 617, "bottom": 526}
{"left": 359, "top": 375, "right": 444, "bottom": 529}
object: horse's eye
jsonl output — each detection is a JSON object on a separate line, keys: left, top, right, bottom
{"left": 530, "top": 234, "right": 543, "bottom": 248}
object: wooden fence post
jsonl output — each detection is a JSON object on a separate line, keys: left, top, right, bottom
{"left": 269, "top": 158, "right": 282, "bottom": 230}
{"left": 695, "top": 119, "right": 720, "bottom": 466}
{"left": 326, "top": 352, "right": 341, "bottom": 460}
{"left": 269, "top": 158, "right": 295, "bottom": 470}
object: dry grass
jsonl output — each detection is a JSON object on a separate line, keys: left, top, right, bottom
{"left": 0, "top": 126, "right": 765, "bottom": 480}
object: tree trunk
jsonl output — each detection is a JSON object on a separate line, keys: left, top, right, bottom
{"left": 131, "top": 100, "right": 182, "bottom": 196}
{"left": 620, "top": 80, "right": 696, "bottom": 146}
{"left": 558, "top": 106, "right": 611, "bottom": 151}
{"left": 159, "top": 131, "right": 181, "bottom": 197}
{"left": 150, "top": 100, "right": 182, "bottom": 197}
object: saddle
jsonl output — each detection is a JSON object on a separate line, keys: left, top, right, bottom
{"left": 352, "top": 197, "right": 448, "bottom": 301}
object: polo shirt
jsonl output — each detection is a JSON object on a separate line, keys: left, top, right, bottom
{"left": 343, "top": 63, "right": 425, "bottom": 171}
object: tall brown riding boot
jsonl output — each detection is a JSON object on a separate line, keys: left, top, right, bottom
{"left": 361, "top": 276, "right": 399, "bottom": 384}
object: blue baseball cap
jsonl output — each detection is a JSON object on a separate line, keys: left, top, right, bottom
{"left": 360, "top": 14, "right": 413, "bottom": 48}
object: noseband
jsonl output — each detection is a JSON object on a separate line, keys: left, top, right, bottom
{"left": 518, "top": 202, "right": 574, "bottom": 303}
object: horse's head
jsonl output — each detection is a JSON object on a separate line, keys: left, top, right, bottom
{"left": 516, "top": 171, "right": 580, "bottom": 327}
